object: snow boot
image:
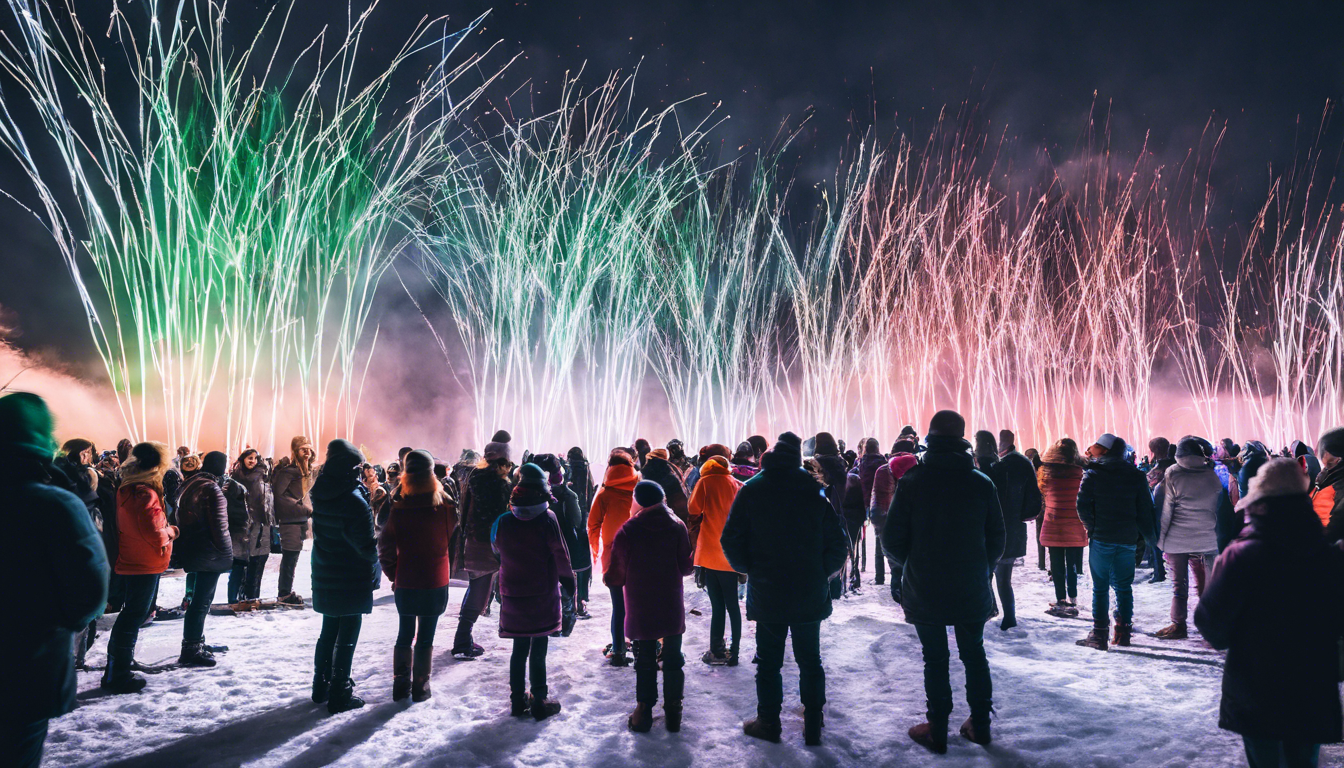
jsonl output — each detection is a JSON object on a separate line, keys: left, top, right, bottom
{"left": 1112, "top": 622, "right": 1133, "bottom": 647}
{"left": 960, "top": 715, "right": 992, "bottom": 745}
{"left": 178, "top": 641, "right": 217, "bottom": 668}
{"left": 530, "top": 694, "right": 562, "bottom": 721}
{"left": 804, "top": 709, "right": 824, "bottom": 746}
{"left": 452, "top": 615, "right": 483, "bottom": 659}
{"left": 665, "top": 700, "right": 682, "bottom": 733}
{"left": 701, "top": 650, "right": 727, "bottom": 666}
{"left": 628, "top": 702, "right": 654, "bottom": 733}
{"left": 327, "top": 643, "right": 365, "bottom": 714}
{"left": 277, "top": 592, "right": 305, "bottom": 608}
{"left": 908, "top": 718, "right": 949, "bottom": 754}
{"left": 1155, "top": 622, "right": 1188, "bottom": 640}
{"left": 392, "top": 646, "right": 412, "bottom": 701}
{"left": 411, "top": 645, "right": 433, "bottom": 702}
{"left": 510, "top": 691, "right": 532, "bottom": 717}
{"left": 561, "top": 612, "right": 576, "bottom": 637}
{"left": 153, "top": 605, "right": 185, "bottom": 621}
{"left": 999, "top": 616, "right": 1018, "bottom": 631}
{"left": 743, "top": 712, "right": 783, "bottom": 743}
{"left": 100, "top": 643, "right": 147, "bottom": 694}
{"left": 1077, "top": 621, "right": 1109, "bottom": 651}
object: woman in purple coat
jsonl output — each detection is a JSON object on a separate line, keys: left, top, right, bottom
{"left": 604, "top": 481, "right": 694, "bottom": 733}
{"left": 491, "top": 464, "right": 575, "bottom": 721}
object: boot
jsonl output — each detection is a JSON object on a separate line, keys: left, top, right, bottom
{"left": 326, "top": 643, "right": 365, "bottom": 714}
{"left": 392, "top": 646, "right": 412, "bottom": 701}
{"left": 908, "top": 719, "right": 949, "bottom": 754}
{"left": 1155, "top": 622, "right": 1187, "bottom": 639}
{"left": 178, "top": 641, "right": 218, "bottom": 668}
{"left": 1112, "top": 622, "right": 1133, "bottom": 647}
{"left": 561, "top": 612, "right": 576, "bottom": 637}
{"left": 628, "top": 702, "right": 654, "bottom": 733}
{"left": 510, "top": 691, "right": 532, "bottom": 717}
{"left": 743, "top": 712, "right": 782, "bottom": 743}
{"left": 1077, "top": 621, "right": 1109, "bottom": 651}
{"left": 411, "top": 645, "right": 433, "bottom": 702}
{"left": 531, "top": 695, "right": 562, "bottom": 721}
{"left": 960, "top": 715, "right": 992, "bottom": 745}
{"left": 701, "top": 650, "right": 727, "bottom": 666}
{"left": 278, "top": 591, "right": 305, "bottom": 607}
{"left": 100, "top": 643, "right": 147, "bottom": 694}
{"left": 312, "top": 641, "right": 334, "bottom": 703}
{"left": 665, "top": 701, "right": 682, "bottom": 733}
{"left": 804, "top": 709, "right": 824, "bottom": 746}
{"left": 452, "top": 615, "right": 483, "bottom": 660}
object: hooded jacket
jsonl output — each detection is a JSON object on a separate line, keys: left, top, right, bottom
{"left": 549, "top": 481, "right": 590, "bottom": 572}
{"left": 1237, "top": 442, "right": 1270, "bottom": 498}
{"left": 171, "top": 471, "right": 234, "bottom": 574}
{"left": 1158, "top": 455, "right": 1232, "bottom": 554}
{"left": 588, "top": 462, "right": 639, "bottom": 573}
{"left": 604, "top": 501, "right": 694, "bottom": 640}
{"left": 309, "top": 466, "right": 378, "bottom": 616}
{"left": 115, "top": 473, "right": 177, "bottom": 577}
{"left": 688, "top": 457, "right": 742, "bottom": 572}
{"left": 1076, "top": 453, "right": 1157, "bottom": 547}
{"left": 988, "top": 450, "right": 1043, "bottom": 558}
{"left": 229, "top": 459, "right": 274, "bottom": 558}
{"left": 492, "top": 502, "right": 575, "bottom": 637}
{"left": 272, "top": 456, "right": 313, "bottom": 525}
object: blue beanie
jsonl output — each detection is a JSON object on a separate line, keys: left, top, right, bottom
{"left": 634, "top": 480, "right": 665, "bottom": 508}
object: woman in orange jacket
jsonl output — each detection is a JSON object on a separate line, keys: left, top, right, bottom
{"left": 587, "top": 449, "right": 639, "bottom": 665}
{"left": 1037, "top": 438, "right": 1087, "bottom": 617}
{"left": 688, "top": 456, "right": 744, "bottom": 665}
{"left": 103, "top": 442, "right": 179, "bottom": 693}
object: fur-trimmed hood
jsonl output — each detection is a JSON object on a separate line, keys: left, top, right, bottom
{"left": 120, "top": 441, "right": 171, "bottom": 494}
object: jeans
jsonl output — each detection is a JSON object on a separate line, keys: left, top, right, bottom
{"left": 913, "top": 623, "right": 992, "bottom": 722}
{"left": 395, "top": 615, "right": 439, "bottom": 649}
{"left": 1048, "top": 546, "right": 1083, "bottom": 601}
{"left": 609, "top": 585, "right": 627, "bottom": 653}
{"left": 183, "top": 571, "right": 221, "bottom": 644}
{"left": 754, "top": 621, "right": 824, "bottom": 717}
{"left": 1242, "top": 737, "right": 1321, "bottom": 768}
{"left": 2, "top": 718, "right": 47, "bottom": 768}
{"left": 109, "top": 573, "right": 160, "bottom": 660}
{"left": 703, "top": 568, "right": 742, "bottom": 655}
{"left": 1089, "top": 541, "right": 1136, "bottom": 624}
{"left": 510, "top": 636, "right": 549, "bottom": 699}
{"left": 635, "top": 634, "right": 684, "bottom": 705}
{"left": 993, "top": 558, "right": 1016, "bottom": 623}
{"left": 1166, "top": 551, "right": 1216, "bottom": 623}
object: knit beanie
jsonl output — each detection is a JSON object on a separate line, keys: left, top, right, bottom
{"left": 483, "top": 429, "right": 512, "bottom": 463}
{"left": 927, "top": 410, "right": 965, "bottom": 438}
{"left": 1149, "top": 436, "right": 1171, "bottom": 458}
{"left": 404, "top": 449, "right": 434, "bottom": 476}
{"left": 1175, "top": 437, "right": 1209, "bottom": 459}
{"left": 608, "top": 449, "right": 635, "bottom": 467}
{"left": 510, "top": 463, "right": 552, "bottom": 507}
{"left": 323, "top": 439, "right": 365, "bottom": 476}
{"left": 892, "top": 439, "right": 917, "bottom": 455}
{"left": 813, "top": 432, "right": 840, "bottom": 457}
{"left": 647, "top": 448, "right": 670, "bottom": 463}
{"left": 701, "top": 443, "right": 732, "bottom": 463}
{"left": 1237, "top": 457, "right": 1310, "bottom": 511}
{"left": 0, "top": 392, "right": 56, "bottom": 461}
{"left": 202, "top": 451, "right": 228, "bottom": 477}
{"left": 634, "top": 479, "right": 665, "bottom": 508}
{"left": 899, "top": 425, "right": 918, "bottom": 438}
{"left": 1319, "top": 427, "right": 1344, "bottom": 459}
{"left": 733, "top": 441, "right": 757, "bottom": 466}
{"left": 771, "top": 432, "right": 804, "bottom": 467}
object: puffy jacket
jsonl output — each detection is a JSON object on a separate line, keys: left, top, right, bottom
{"left": 459, "top": 466, "right": 512, "bottom": 574}
{"left": 855, "top": 452, "right": 887, "bottom": 508}
{"left": 115, "top": 483, "right": 177, "bottom": 575}
{"left": 309, "top": 469, "right": 377, "bottom": 616}
{"left": 1076, "top": 455, "right": 1157, "bottom": 547}
{"left": 1037, "top": 461, "right": 1087, "bottom": 548}
{"left": 1158, "top": 456, "right": 1231, "bottom": 554}
{"left": 492, "top": 504, "right": 575, "bottom": 637}
{"left": 1313, "top": 461, "right": 1344, "bottom": 543}
{"left": 271, "top": 460, "right": 312, "bottom": 524}
{"left": 604, "top": 502, "right": 694, "bottom": 640}
{"left": 988, "top": 451, "right": 1042, "bottom": 558}
{"left": 882, "top": 438, "right": 1006, "bottom": 626}
{"left": 378, "top": 484, "right": 457, "bottom": 590}
{"left": 870, "top": 453, "right": 918, "bottom": 527}
{"left": 588, "top": 463, "right": 639, "bottom": 573}
{"left": 688, "top": 457, "right": 742, "bottom": 572}
{"left": 548, "top": 482, "right": 590, "bottom": 572}
{"left": 171, "top": 472, "right": 234, "bottom": 574}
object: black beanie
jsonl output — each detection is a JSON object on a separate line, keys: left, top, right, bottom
{"left": 202, "top": 451, "right": 228, "bottom": 477}
{"left": 772, "top": 432, "right": 803, "bottom": 466}
{"left": 634, "top": 479, "right": 665, "bottom": 507}
{"left": 491, "top": 430, "right": 512, "bottom": 443}
{"left": 404, "top": 449, "right": 434, "bottom": 475}
{"left": 324, "top": 439, "right": 364, "bottom": 476}
{"left": 927, "top": 410, "right": 965, "bottom": 438}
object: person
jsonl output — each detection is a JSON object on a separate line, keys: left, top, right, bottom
{"left": 588, "top": 449, "right": 640, "bottom": 665}
{"left": 1075, "top": 434, "right": 1156, "bottom": 650}
{"left": 1195, "top": 458, "right": 1344, "bottom": 768}
{"left": 453, "top": 431, "right": 513, "bottom": 660}
{"left": 1143, "top": 437, "right": 1175, "bottom": 582}
{"left": 566, "top": 446, "right": 595, "bottom": 513}
{"left": 451, "top": 449, "right": 479, "bottom": 500}
{"left": 811, "top": 432, "right": 851, "bottom": 598}
{"left": 634, "top": 438, "right": 652, "bottom": 469}
{"left": 0, "top": 393, "right": 108, "bottom": 768}
{"left": 1290, "top": 440, "right": 1323, "bottom": 487}
{"left": 1155, "top": 437, "right": 1232, "bottom": 640}
{"left": 687, "top": 454, "right": 744, "bottom": 665}
{"left": 840, "top": 461, "right": 869, "bottom": 592}
{"left": 721, "top": 432, "right": 848, "bottom": 746}
{"left": 492, "top": 464, "right": 575, "bottom": 721}
{"left": 1311, "top": 427, "right": 1344, "bottom": 543}
{"left": 171, "top": 451, "right": 235, "bottom": 667}
{"left": 605, "top": 480, "right": 694, "bottom": 733}
{"left": 972, "top": 430, "right": 997, "bottom": 473}
{"left": 1037, "top": 438, "right": 1086, "bottom": 617}
{"left": 1237, "top": 440, "right": 1271, "bottom": 498}
{"left": 666, "top": 439, "right": 693, "bottom": 475}
{"left": 641, "top": 448, "right": 690, "bottom": 523}
{"left": 50, "top": 438, "right": 103, "bottom": 667}
{"left": 870, "top": 440, "right": 918, "bottom": 590}
{"left": 533, "top": 453, "right": 586, "bottom": 636}
{"left": 562, "top": 448, "right": 596, "bottom": 617}
{"left": 104, "top": 441, "right": 178, "bottom": 693}
{"left": 729, "top": 441, "right": 760, "bottom": 483}
{"left": 272, "top": 436, "right": 315, "bottom": 606}
{"left": 986, "top": 430, "right": 1042, "bottom": 631}
{"left": 227, "top": 449, "right": 273, "bottom": 603}
{"left": 309, "top": 439, "right": 378, "bottom": 714}
{"left": 378, "top": 449, "right": 456, "bottom": 702}
{"left": 883, "top": 410, "right": 1006, "bottom": 753}
{"left": 362, "top": 463, "right": 390, "bottom": 528}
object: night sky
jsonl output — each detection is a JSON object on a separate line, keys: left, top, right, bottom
{"left": 2, "top": 0, "right": 1342, "bottom": 365}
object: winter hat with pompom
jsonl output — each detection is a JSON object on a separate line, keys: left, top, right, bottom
{"left": 483, "top": 430, "right": 512, "bottom": 463}
{"left": 1236, "top": 457, "right": 1310, "bottom": 512}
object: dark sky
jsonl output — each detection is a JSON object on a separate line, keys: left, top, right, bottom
{"left": 2, "top": 0, "right": 1343, "bottom": 366}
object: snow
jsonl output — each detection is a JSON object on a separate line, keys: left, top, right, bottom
{"left": 50, "top": 530, "right": 1344, "bottom": 768}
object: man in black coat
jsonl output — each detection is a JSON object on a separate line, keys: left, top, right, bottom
{"left": 985, "top": 430, "right": 1041, "bottom": 632}
{"left": 1195, "top": 458, "right": 1344, "bottom": 768}
{"left": 882, "top": 410, "right": 1005, "bottom": 753}
{"left": 172, "top": 451, "right": 235, "bottom": 667}
{"left": 0, "top": 393, "right": 108, "bottom": 768}
{"left": 721, "top": 432, "right": 849, "bottom": 747}
{"left": 1076, "top": 434, "right": 1157, "bottom": 650}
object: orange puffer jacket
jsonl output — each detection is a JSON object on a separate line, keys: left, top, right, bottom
{"left": 115, "top": 483, "right": 178, "bottom": 576}
{"left": 1037, "top": 462, "right": 1087, "bottom": 548}
{"left": 588, "top": 463, "right": 639, "bottom": 573}
{"left": 689, "top": 457, "right": 743, "bottom": 572}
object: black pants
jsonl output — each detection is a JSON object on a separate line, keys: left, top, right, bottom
{"left": 228, "top": 559, "right": 248, "bottom": 603}
{"left": 1048, "top": 546, "right": 1084, "bottom": 601}
{"left": 703, "top": 568, "right": 742, "bottom": 655}
{"left": 993, "top": 559, "right": 1016, "bottom": 623}
{"left": 845, "top": 517, "right": 864, "bottom": 586}
{"left": 635, "top": 634, "right": 684, "bottom": 705}
{"left": 2, "top": 719, "right": 47, "bottom": 768}
{"left": 577, "top": 569, "right": 591, "bottom": 603}
{"left": 609, "top": 585, "right": 627, "bottom": 653}
{"left": 315, "top": 614, "right": 363, "bottom": 681}
{"left": 109, "top": 573, "right": 159, "bottom": 661}
{"left": 183, "top": 571, "right": 221, "bottom": 645}
{"left": 510, "top": 636, "right": 549, "bottom": 699}
{"left": 754, "top": 621, "right": 824, "bottom": 717}
{"left": 560, "top": 581, "right": 576, "bottom": 624}
{"left": 872, "top": 520, "right": 887, "bottom": 582}
{"left": 278, "top": 550, "right": 301, "bottom": 597}
{"left": 913, "top": 623, "right": 992, "bottom": 723}
{"left": 396, "top": 615, "right": 439, "bottom": 649}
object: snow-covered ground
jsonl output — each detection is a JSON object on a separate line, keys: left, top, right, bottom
{"left": 50, "top": 528, "right": 1344, "bottom": 768}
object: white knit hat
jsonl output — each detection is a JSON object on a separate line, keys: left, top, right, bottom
{"left": 1235, "top": 457, "right": 1309, "bottom": 511}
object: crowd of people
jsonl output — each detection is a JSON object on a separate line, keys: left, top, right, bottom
{"left": 5, "top": 389, "right": 1344, "bottom": 768}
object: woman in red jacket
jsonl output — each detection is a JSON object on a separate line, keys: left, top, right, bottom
{"left": 378, "top": 450, "right": 457, "bottom": 702}
{"left": 587, "top": 450, "right": 639, "bottom": 665}
{"left": 1037, "top": 438, "right": 1087, "bottom": 617}
{"left": 102, "top": 442, "right": 178, "bottom": 693}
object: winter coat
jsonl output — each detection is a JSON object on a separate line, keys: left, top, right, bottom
{"left": 52, "top": 455, "right": 100, "bottom": 528}
{"left": 1194, "top": 495, "right": 1344, "bottom": 744}
{"left": 987, "top": 451, "right": 1042, "bottom": 559}
{"left": 1037, "top": 461, "right": 1087, "bottom": 549}
{"left": 549, "top": 482, "right": 590, "bottom": 572}
{"left": 814, "top": 453, "right": 850, "bottom": 519}
{"left": 115, "top": 483, "right": 176, "bottom": 575}
{"left": 882, "top": 439, "right": 1007, "bottom": 626}
{"left": 588, "top": 463, "right": 639, "bottom": 573}
{"left": 604, "top": 502, "right": 694, "bottom": 640}
{"left": 3, "top": 479, "right": 108, "bottom": 723}
{"left": 1313, "top": 461, "right": 1344, "bottom": 543}
{"left": 492, "top": 503, "right": 575, "bottom": 637}
{"left": 1076, "top": 455, "right": 1157, "bottom": 547}
{"left": 720, "top": 449, "right": 849, "bottom": 624}
{"left": 567, "top": 452, "right": 595, "bottom": 513}
{"left": 688, "top": 457, "right": 742, "bottom": 572}
{"left": 641, "top": 457, "right": 690, "bottom": 524}
{"left": 377, "top": 482, "right": 457, "bottom": 590}
{"left": 870, "top": 453, "right": 918, "bottom": 528}
{"left": 460, "top": 466, "right": 512, "bottom": 574}
{"left": 271, "top": 459, "right": 313, "bottom": 524}
{"left": 309, "top": 469, "right": 377, "bottom": 616}
{"left": 729, "top": 464, "right": 759, "bottom": 483}
{"left": 1237, "top": 444, "right": 1270, "bottom": 498}
{"left": 841, "top": 469, "right": 868, "bottom": 526}
{"left": 229, "top": 464, "right": 274, "bottom": 558}
{"left": 171, "top": 472, "right": 234, "bottom": 574}
{"left": 1158, "top": 456, "right": 1231, "bottom": 554}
